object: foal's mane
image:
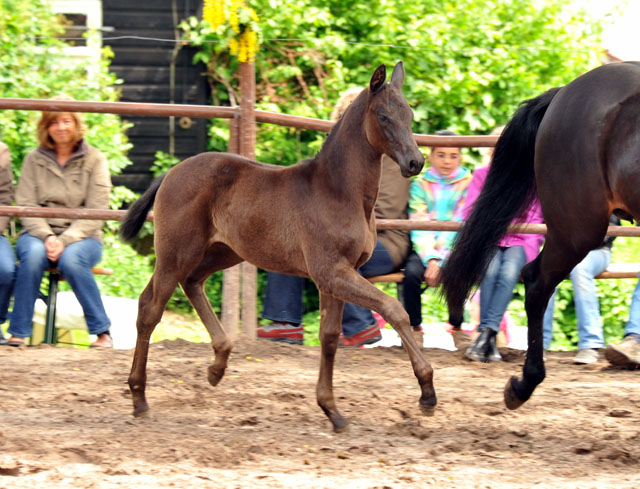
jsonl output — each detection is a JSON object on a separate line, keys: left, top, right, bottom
{"left": 319, "top": 87, "right": 370, "bottom": 157}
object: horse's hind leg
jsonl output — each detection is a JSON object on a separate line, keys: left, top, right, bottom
{"left": 316, "top": 292, "right": 349, "bottom": 432}
{"left": 129, "top": 269, "right": 179, "bottom": 417}
{"left": 181, "top": 246, "right": 243, "bottom": 387}
{"left": 504, "top": 231, "right": 602, "bottom": 409}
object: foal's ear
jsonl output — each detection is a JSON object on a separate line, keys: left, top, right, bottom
{"left": 370, "top": 64, "right": 387, "bottom": 94}
{"left": 390, "top": 61, "right": 405, "bottom": 88}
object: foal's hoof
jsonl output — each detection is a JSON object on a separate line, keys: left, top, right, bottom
{"left": 419, "top": 395, "right": 437, "bottom": 416}
{"left": 207, "top": 365, "right": 225, "bottom": 387}
{"left": 132, "top": 402, "right": 150, "bottom": 418}
{"left": 504, "top": 375, "right": 525, "bottom": 410}
{"left": 419, "top": 403, "right": 436, "bottom": 417}
{"left": 332, "top": 417, "right": 350, "bottom": 433}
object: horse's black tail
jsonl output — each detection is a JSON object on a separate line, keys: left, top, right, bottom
{"left": 119, "top": 175, "right": 166, "bottom": 242}
{"left": 440, "top": 86, "right": 562, "bottom": 317}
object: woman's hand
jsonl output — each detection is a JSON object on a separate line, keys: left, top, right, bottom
{"left": 423, "top": 259, "right": 441, "bottom": 288}
{"left": 44, "top": 235, "right": 64, "bottom": 262}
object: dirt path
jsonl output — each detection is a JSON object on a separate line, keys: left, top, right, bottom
{"left": 1, "top": 335, "right": 639, "bottom": 488}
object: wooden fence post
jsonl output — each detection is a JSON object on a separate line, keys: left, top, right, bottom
{"left": 221, "top": 113, "right": 242, "bottom": 339}
{"left": 239, "top": 61, "right": 257, "bottom": 340}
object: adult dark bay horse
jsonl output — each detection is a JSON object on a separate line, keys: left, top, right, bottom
{"left": 441, "top": 61, "right": 640, "bottom": 409}
{"left": 120, "top": 62, "right": 430, "bottom": 432}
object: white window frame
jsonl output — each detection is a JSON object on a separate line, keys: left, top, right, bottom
{"left": 50, "top": 0, "right": 103, "bottom": 63}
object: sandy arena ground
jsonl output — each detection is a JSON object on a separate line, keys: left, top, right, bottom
{"left": 1, "top": 325, "right": 639, "bottom": 489}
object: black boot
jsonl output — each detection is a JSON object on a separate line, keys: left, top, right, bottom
{"left": 465, "top": 328, "right": 496, "bottom": 362}
{"left": 486, "top": 331, "right": 502, "bottom": 362}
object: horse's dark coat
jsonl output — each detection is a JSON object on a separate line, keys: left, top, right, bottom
{"left": 441, "top": 61, "right": 640, "bottom": 408}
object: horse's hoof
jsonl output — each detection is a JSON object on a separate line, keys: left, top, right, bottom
{"left": 132, "top": 403, "right": 150, "bottom": 418}
{"left": 419, "top": 394, "right": 437, "bottom": 416}
{"left": 419, "top": 403, "right": 436, "bottom": 416}
{"left": 504, "top": 376, "right": 525, "bottom": 410}
{"left": 207, "top": 365, "right": 225, "bottom": 387}
{"left": 332, "top": 418, "right": 350, "bottom": 433}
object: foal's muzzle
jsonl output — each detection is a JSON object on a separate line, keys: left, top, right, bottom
{"left": 399, "top": 152, "right": 425, "bottom": 177}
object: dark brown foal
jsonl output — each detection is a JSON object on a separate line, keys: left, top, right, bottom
{"left": 120, "top": 62, "right": 430, "bottom": 431}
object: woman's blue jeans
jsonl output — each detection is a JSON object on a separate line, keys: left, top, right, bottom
{"left": 543, "top": 247, "right": 611, "bottom": 350}
{"left": 478, "top": 246, "right": 526, "bottom": 333}
{"left": 8, "top": 233, "right": 111, "bottom": 338}
{"left": 624, "top": 274, "right": 640, "bottom": 337}
{"left": 0, "top": 235, "right": 16, "bottom": 324}
{"left": 261, "top": 240, "right": 395, "bottom": 337}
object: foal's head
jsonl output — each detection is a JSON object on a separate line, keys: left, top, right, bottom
{"left": 365, "top": 62, "right": 425, "bottom": 177}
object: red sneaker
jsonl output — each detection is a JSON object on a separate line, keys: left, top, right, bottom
{"left": 339, "top": 322, "right": 382, "bottom": 348}
{"left": 257, "top": 321, "right": 304, "bottom": 345}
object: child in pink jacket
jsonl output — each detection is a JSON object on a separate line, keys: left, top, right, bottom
{"left": 463, "top": 164, "right": 544, "bottom": 362}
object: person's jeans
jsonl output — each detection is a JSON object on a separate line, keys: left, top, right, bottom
{"left": 401, "top": 251, "right": 427, "bottom": 327}
{"left": 8, "top": 233, "right": 111, "bottom": 338}
{"left": 341, "top": 240, "right": 395, "bottom": 336}
{"left": 624, "top": 275, "right": 640, "bottom": 337}
{"left": 478, "top": 246, "right": 526, "bottom": 333}
{"left": 261, "top": 240, "right": 396, "bottom": 336}
{"left": 261, "top": 272, "right": 306, "bottom": 325}
{"left": 0, "top": 235, "right": 16, "bottom": 324}
{"left": 543, "top": 247, "right": 611, "bottom": 350}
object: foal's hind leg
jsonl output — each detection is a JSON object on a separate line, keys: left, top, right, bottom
{"left": 129, "top": 270, "right": 180, "bottom": 417}
{"left": 314, "top": 265, "right": 437, "bottom": 416}
{"left": 316, "top": 292, "right": 349, "bottom": 432}
{"left": 181, "top": 247, "right": 243, "bottom": 387}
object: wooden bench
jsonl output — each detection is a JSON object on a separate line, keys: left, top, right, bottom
{"left": 367, "top": 263, "right": 640, "bottom": 284}
{"left": 40, "top": 267, "right": 113, "bottom": 345}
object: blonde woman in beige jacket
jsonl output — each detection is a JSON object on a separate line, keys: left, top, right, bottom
{"left": 6, "top": 101, "right": 113, "bottom": 348}
{"left": 0, "top": 142, "right": 16, "bottom": 345}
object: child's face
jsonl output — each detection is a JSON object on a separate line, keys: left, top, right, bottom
{"left": 429, "top": 147, "right": 461, "bottom": 176}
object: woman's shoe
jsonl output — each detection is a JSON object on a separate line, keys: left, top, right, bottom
{"left": 7, "top": 336, "right": 26, "bottom": 347}
{"left": 90, "top": 333, "right": 113, "bottom": 349}
{"left": 464, "top": 328, "right": 497, "bottom": 362}
{"left": 486, "top": 332, "right": 503, "bottom": 362}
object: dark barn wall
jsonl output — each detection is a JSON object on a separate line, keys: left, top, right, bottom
{"left": 102, "top": 0, "right": 209, "bottom": 193}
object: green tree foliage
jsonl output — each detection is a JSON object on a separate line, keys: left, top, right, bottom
{"left": 183, "top": 0, "right": 603, "bottom": 167}
{"left": 180, "top": 0, "right": 614, "bottom": 342}
{"left": 0, "top": 0, "right": 132, "bottom": 179}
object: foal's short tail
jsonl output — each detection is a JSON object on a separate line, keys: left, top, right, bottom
{"left": 440, "top": 86, "right": 562, "bottom": 315}
{"left": 119, "top": 175, "right": 166, "bottom": 242}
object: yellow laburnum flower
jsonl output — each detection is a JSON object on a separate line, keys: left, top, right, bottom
{"left": 229, "top": 0, "right": 243, "bottom": 33}
{"left": 238, "top": 31, "right": 248, "bottom": 62}
{"left": 245, "top": 30, "right": 258, "bottom": 62}
{"left": 229, "top": 37, "right": 239, "bottom": 56}
{"left": 203, "top": 0, "right": 225, "bottom": 30}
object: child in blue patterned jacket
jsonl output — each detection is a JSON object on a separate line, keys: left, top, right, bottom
{"left": 402, "top": 130, "right": 472, "bottom": 342}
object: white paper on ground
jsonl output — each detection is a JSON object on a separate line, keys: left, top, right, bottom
{"left": 33, "top": 291, "right": 140, "bottom": 349}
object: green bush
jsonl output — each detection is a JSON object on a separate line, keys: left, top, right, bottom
{"left": 0, "top": 0, "right": 132, "bottom": 178}
{"left": 544, "top": 235, "right": 640, "bottom": 350}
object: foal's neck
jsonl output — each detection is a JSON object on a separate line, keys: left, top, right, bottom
{"left": 316, "top": 102, "right": 383, "bottom": 210}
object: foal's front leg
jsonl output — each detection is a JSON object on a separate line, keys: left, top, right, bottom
{"left": 316, "top": 292, "right": 349, "bottom": 432}
{"left": 316, "top": 267, "right": 437, "bottom": 416}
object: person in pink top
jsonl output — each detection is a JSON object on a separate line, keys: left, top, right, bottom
{"left": 464, "top": 129, "right": 544, "bottom": 362}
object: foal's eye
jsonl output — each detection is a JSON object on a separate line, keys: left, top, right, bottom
{"left": 379, "top": 114, "right": 389, "bottom": 124}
